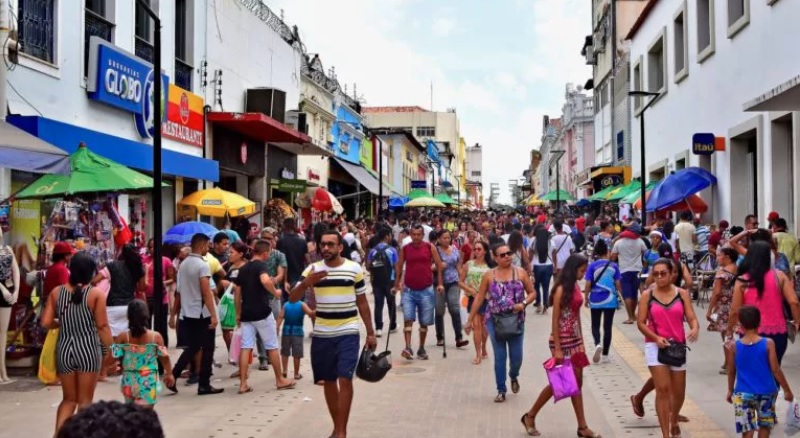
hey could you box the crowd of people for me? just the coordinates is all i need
[35,205,800,437]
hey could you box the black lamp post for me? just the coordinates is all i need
[136,0,165,339]
[550,150,565,213]
[628,90,661,232]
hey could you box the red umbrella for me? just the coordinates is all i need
[634,192,708,213]
[312,188,344,214]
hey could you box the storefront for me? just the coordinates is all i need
[588,165,631,194]
[212,126,266,227]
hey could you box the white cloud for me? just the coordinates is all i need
[432,17,456,37]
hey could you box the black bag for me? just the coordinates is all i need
[649,289,690,367]
[491,268,524,341]
[369,246,393,285]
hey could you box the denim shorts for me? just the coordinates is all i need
[620,272,641,300]
[310,334,360,382]
[401,286,435,326]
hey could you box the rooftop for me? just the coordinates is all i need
[625,0,657,41]
[363,106,430,114]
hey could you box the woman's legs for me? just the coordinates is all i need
[533,266,544,306]
[507,330,524,383]
[540,266,553,308]
[669,370,687,436]
[649,366,673,438]
[590,309,602,347]
[570,367,599,435]
[485,321,508,394]
[467,298,482,363]
[76,372,99,410]
[55,373,79,434]
[222,329,233,354]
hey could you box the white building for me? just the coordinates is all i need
[465,142,483,206]
[627,0,800,230]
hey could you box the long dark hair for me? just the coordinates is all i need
[550,254,589,308]
[127,299,149,338]
[534,225,550,264]
[737,240,772,298]
[120,244,144,282]
[230,241,251,261]
[68,252,96,304]
[508,230,524,254]
[474,240,497,268]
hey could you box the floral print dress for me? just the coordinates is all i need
[112,332,167,405]
[710,268,736,332]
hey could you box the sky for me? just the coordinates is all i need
[267,0,592,204]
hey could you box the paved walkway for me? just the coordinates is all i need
[3,289,800,437]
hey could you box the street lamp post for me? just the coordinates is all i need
[628,91,661,232]
[550,150,565,213]
[135,0,165,339]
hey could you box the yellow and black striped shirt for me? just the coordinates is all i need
[301,260,366,337]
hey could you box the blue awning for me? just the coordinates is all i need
[8,115,218,182]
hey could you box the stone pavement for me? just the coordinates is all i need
[3,290,800,437]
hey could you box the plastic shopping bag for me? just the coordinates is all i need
[229,327,242,365]
[37,328,59,385]
[218,284,233,322]
[543,357,581,403]
[785,399,800,436]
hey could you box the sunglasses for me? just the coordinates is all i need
[496,251,512,258]
[652,271,670,278]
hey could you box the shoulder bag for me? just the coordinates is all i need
[491,268,524,341]
[649,288,690,367]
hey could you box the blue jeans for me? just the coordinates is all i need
[485,318,524,394]
[401,286,435,326]
[533,265,554,306]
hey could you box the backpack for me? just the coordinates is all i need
[369,246,393,284]
[571,228,586,250]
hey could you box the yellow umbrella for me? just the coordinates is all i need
[405,196,446,208]
[178,187,256,217]
[527,196,546,206]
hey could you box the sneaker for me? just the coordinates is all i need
[417,348,429,360]
[401,347,414,360]
[185,374,199,386]
[600,355,611,364]
[376,329,383,338]
[592,344,602,364]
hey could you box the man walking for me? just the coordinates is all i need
[289,230,376,438]
[393,224,445,360]
[674,211,696,262]
[611,226,648,325]
[168,233,223,395]
[233,240,295,393]
[366,229,398,337]
[277,218,308,298]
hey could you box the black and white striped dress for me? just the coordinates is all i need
[55,286,102,374]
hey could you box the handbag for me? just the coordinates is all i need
[773,270,798,343]
[491,268,524,341]
[649,289,690,367]
[543,357,581,402]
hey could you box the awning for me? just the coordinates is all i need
[590,166,626,179]
[743,73,800,112]
[0,119,69,174]
[333,158,397,197]
[9,115,219,182]
[207,112,332,156]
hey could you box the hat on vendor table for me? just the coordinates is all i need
[53,242,76,255]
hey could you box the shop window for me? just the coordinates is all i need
[673,2,688,84]
[727,0,749,38]
[84,0,115,76]
[697,0,715,62]
[174,0,193,90]
[647,28,667,96]
[135,0,154,63]
[18,0,56,64]
[416,126,435,137]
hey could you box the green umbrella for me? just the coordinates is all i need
[619,180,659,204]
[407,189,433,200]
[16,143,167,199]
[606,180,648,201]
[434,193,458,205]
[539,189,575,201]
[588,184,622,201]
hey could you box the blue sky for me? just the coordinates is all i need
[268,0,592,203]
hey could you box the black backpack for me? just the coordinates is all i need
[369,246,392,284]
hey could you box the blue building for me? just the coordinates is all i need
[330,96,364,164]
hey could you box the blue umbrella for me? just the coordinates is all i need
[164,221,219,245]
[388,196,408,209]
[645,167,716,212]
[575,199,592,208]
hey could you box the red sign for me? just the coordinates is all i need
[307,167,320,183]
[162,85,204,148]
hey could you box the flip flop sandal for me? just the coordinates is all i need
[294,374,303,380]
[277,382,297,390]
[520,413,540,436]
[577,426,601,438]
[630,395,645,418]
[494,393,506,403]
[237,387,253,394]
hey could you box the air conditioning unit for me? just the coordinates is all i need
[585,50,597,66]
[285,110,308,134]
[245,88,287,123]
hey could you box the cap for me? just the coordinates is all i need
[628,223,643,234]
[718,220,730,229]
[649,230,663,239]
[768,211,780,222]
[53,241,75,255]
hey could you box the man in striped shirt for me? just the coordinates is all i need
[289,230,376,438]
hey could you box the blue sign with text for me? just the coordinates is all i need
[692,133,715,155]
[411,180,427,189]
[86,37,168,139]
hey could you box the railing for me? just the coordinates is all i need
[238,0,301,50]
[175,58,193,91]
[84,9,114,75]
[19,0,56,63]
[135,37,154,63]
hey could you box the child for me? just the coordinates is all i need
[726,305,794,437]
[112,300,175,407]
[279,300,314,380]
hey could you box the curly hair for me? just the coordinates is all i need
[57,400,164,438]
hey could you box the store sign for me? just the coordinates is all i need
[600,175,622,187]
[692,133,716,155]
[278,179,307,192]
[307,167,321,183]
[411,180,427,189]
[162,85,204,147]
[86,37,169,139]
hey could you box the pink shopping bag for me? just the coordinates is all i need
[229,328,242,364]
[543,357,581,403]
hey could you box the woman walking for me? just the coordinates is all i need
[727,241,800,364]
[106,245,146,338]
[465,243,535,402]
[459,240,494,364]
[706,247,738,373]
[219,242,250,363]
[435,230,469,348]
[583,240,622,364]
[637,258,700,438]
[528,225,554,314]
[42,252,113,435]
[522,254,601,437]
[508,230,530,275]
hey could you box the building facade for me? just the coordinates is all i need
[557,84,595,198]
[465,142,483,207]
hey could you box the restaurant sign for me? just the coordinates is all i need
[162,85,204,148]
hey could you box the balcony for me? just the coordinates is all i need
[135,37,154,63]
[83,9,114,75]
[175,58,193,91]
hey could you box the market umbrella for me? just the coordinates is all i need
[588,184,622,201]
[434,193,458,206]
[619,180,660,204]
[312,188,344,214]
[178,187,256,217]
[645,167,716,212]
[388,196,408,208]
[539,189,575,202]
[407,189,432,201]
[527,197,546,206]
[634,192,708,213]
[404,196,446,208]
[0,120,69,174]
[164,221,219,245]
[16,143,165,199]
[575,199,592,208]
[606,180,645,202]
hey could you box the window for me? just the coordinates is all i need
[727,0,749,38]
[135,0,154,63]
[416,126,436,137]
[471,170,481,177]
[673,2,688,83]
[632,57,643,113]
[84,0,115,76]
[174,0,193,90]
[18,0,56,64]
[696,0,715,63]
[647,28,667,95]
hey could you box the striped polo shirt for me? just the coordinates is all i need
[301,259,366,337]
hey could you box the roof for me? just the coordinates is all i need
[625,0,658,41]
[363,106,430,114]
[371,127,426,153]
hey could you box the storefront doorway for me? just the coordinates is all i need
[730,127,760,221]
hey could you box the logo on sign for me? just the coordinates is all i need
[600,175,622,187]
[692,133,716,155]
[135,69,168,139]
[104,68,142,103]
[307,167,320,183]
[179,93,190,124]
[201,200,223,206]
[163,85,204,148]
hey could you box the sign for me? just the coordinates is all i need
[600,175,622,187]
[307,167,321,183]
[278,179,307,192]
[87,37,169,139]
[692,133,716,155]
[162,85,204,147]
[715,136,726,152]
[411,180,427,189]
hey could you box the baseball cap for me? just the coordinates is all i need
[768,211,780,222]
[718,220,730,229]
[53,241,75,255]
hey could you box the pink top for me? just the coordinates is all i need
[145,256,172,304]
[646,288,686,343]
[95,267,111,295]
[742,270,786,335]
